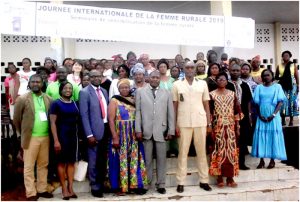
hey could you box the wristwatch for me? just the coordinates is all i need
[272,113,276,117]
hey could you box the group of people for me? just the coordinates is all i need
[4,49,297,200]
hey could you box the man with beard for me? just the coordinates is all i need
[46,66,80,101]
[14,74,53,201]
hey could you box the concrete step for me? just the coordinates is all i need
[52,155,298,194]
[44,179,299,201]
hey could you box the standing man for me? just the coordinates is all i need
[229,64,253,170]
[13,74,53,201]
[79,70,109,198]
[135,70,175,194]
[172,61,212,193]
[46,66,80,101]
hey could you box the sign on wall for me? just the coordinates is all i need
[1,1,255,48]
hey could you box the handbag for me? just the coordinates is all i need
[74,160,88,181]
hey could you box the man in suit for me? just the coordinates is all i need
[135,70,175,194]
[172,61,212,193]
[79,70,109,198]
[14,74,53,201]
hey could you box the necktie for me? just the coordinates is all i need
[96,88,106,119]
[151,88,156,99]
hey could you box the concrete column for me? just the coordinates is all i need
[210,1,232,61]
[50,0,64,65]
[63,38,76,59]
[274,22,282,67]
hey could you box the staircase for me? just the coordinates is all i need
[42,154,299,201]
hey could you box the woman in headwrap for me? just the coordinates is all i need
[195,60,207,80]
[275,50,299,126]
[130,63,146,97]
[107,78,148,195]
[138,54,156,76]
[250,55,266,84]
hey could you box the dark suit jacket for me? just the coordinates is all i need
[79,85,109,140]
[13,92,52,149]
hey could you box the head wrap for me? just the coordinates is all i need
[139,54,149,60]
[196,60,206,67]
[117,78,131,88]
[131,63,145,75]
[112,54,123,62]
[251,55,261,63]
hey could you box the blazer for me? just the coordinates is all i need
[13,92,52,149]
[79,84,109,140]
[135,84,175,142]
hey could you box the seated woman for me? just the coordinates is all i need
[49,81,79,200]
[107,79,148,195]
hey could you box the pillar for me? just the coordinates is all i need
[210,1,232,61]
[274,22,282,68]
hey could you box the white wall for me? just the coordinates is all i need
[1,23,299,93]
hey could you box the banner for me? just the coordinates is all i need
[1,1,255,48]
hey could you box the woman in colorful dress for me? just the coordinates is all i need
[275,50,299,126]
[209,72,242,188]
[107,79,148,195]
[252,69,287,169]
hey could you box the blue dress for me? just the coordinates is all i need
[251,83,287,160]
[49,99,79,163]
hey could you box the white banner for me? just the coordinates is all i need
[1,1,255,48]
[1,1,36,36]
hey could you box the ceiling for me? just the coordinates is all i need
[61,1,299,24]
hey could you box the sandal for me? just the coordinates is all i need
[217,176,224,188]
[226,178,238,188]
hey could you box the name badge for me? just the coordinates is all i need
[39,112,48,121]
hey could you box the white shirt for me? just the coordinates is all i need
[103,69,113,81]
[17,70,35,95]
[91,84,108,124]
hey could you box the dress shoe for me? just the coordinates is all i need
[134,188,147,195]
[267,160,275,169]
[239,164,250,170]
[157,188,166,194]
[37,192,53,198]
[69,193,78,198]
[62,195,70,200]
[176,185,184,193]
[91,190,104,198]
[26,195,39,201]
[199,183,212,191]
[257,160,265,169]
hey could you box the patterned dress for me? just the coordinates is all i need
[209,90,241,177]
[107,98,148,193]
[277,63,299,117]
